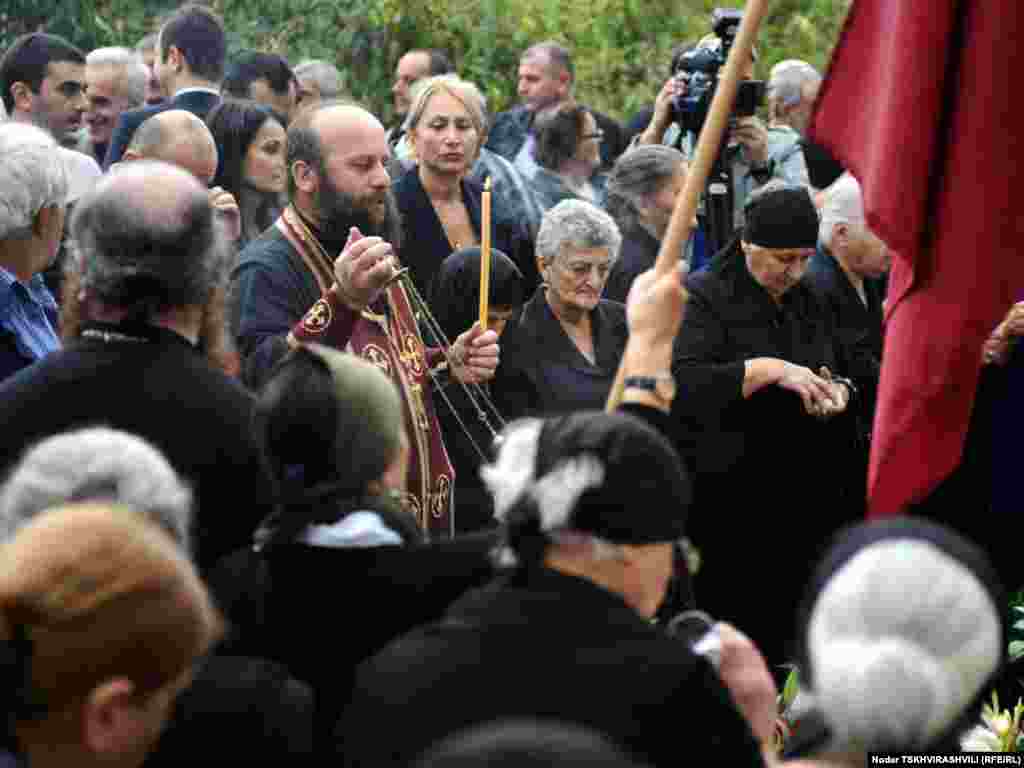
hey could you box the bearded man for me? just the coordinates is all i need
[231,101,499,538]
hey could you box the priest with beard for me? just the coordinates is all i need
[231,101,499,538]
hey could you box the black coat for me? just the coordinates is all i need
[492,288,628,420]
[669,254,866,665]
[802,247,884,429]
[339,566,764,768]
[104,90,221,169]
[392,170,538,306]
[603,226,660,304]
[209,516,498,748]
[0,323,273,574]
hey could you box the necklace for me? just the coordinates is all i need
[80,328,149,344]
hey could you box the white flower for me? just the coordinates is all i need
[961,725,1001,752]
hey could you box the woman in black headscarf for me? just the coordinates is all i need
[429,246,524,533]
[670,182,868,669]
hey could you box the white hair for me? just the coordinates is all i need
[818,172,866,248]
[86,46,148,107]
[807,539,1002,752]
[482,418,614,565]
[0,123,68,240]
[0,427,193,552]
[536,199,622,268]
[768,59,821,108]
[294,59,345,99]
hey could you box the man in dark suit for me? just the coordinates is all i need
[103,3,226,169]
[0,160,272,575]
[803,172,889,430]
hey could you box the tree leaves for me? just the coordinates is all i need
[2,0,852,122]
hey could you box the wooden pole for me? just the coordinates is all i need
[605,0,771,411]
[479,176,492,330]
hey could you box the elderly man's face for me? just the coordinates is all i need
[29,61,88,145]
[517,53,566,112]
[843,224,890,280]
[85,65,133,146]
[392,51,431,119]
[544,245,611,315]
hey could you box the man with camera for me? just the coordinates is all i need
[635,12,809,258]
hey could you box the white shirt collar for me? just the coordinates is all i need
[173,86,221,98]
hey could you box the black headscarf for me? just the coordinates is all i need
[429,247,524,341]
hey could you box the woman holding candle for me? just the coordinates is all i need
[430,245,525,532]
[393,74,536,304]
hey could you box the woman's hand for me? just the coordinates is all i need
[776,362,840,416]
[333,227,396,310]
[450,322,500,384]
[983,301,1024,365]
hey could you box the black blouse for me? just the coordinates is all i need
[392,170,538,305]
[493,287,628,420]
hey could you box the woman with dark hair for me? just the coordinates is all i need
[528,101,606,213]
[205,99,286,249]
[239,344,496,743]
[429,246,524,532]
[670,182,867,669]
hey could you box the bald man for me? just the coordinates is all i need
[0,160,273,573]
[230,101,499,537]
[120,109,239,241]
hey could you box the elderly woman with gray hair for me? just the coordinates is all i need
[492,199,626,419]
[0,426,192,548]
[602,145,688,303]
[0,123,69,381]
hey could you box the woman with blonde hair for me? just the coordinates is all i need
[393,74,535,303]
[0,502,222,768]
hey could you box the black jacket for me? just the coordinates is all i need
[0,322,272,574]
[603,226,660,304]
[802,247,884,426]
[392,170,537,303]
[492,287,628,420]
[339,566,764,768]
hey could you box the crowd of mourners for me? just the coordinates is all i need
[1,5,1022,766]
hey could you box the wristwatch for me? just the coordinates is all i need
[623,373,677,403]
[749,159,774,183]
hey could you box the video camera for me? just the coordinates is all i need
[671,7,766,138]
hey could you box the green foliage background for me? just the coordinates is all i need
[2,0,850,122]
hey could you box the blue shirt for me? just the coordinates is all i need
[0,266,60,381]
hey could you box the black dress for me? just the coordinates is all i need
[492,287,628,420]
[670,253,865,667]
